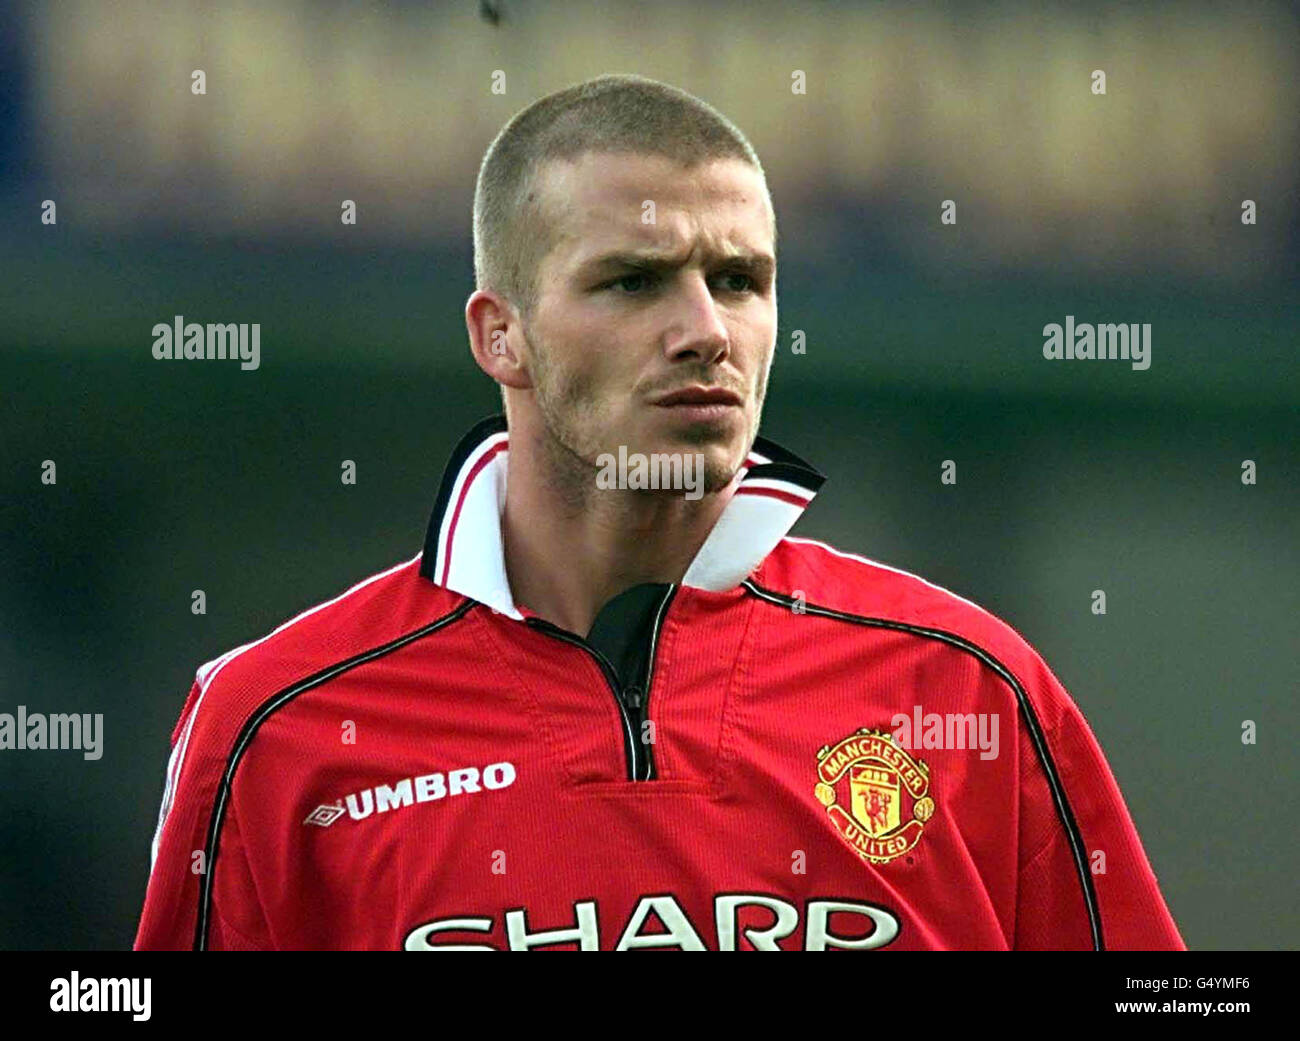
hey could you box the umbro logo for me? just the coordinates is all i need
[304,761,517,826]
[303,803,346,827]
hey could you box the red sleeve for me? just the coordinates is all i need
[1013,654,1185,950]
[134,675,274,950]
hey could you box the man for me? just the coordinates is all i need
[136,74,1184,950]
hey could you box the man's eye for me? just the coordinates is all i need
[603,271,759,294]
[717,271,757,293]
[609,272,655,293]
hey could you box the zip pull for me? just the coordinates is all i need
[623,685,643,712]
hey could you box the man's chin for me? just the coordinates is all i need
[661,425,752,492]
[670,443,745,496]
[700,457,744,495]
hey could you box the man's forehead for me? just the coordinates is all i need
[538,150,762,194]
[534,152,774,261]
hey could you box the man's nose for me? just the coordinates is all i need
[663,273,730,365]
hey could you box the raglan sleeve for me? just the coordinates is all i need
[134,674,275,951]
[1012,648,1185,950]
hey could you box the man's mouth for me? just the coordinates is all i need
[651,386,743,409]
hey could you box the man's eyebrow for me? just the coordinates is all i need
[576,249,776,277]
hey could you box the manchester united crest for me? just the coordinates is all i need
[815,728,934,864]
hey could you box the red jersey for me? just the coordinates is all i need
[135,415,1184,950]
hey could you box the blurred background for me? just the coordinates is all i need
[1,0,1296,949]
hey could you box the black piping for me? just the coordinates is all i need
[749,434,824,478]
[193,598,475,950]
[741,460,826,493]
[741,578,1104,951]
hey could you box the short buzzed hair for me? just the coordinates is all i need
[472,73,770,321]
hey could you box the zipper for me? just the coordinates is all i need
[637,585,679,779]
[525,617,641,780]
[525,583,678,781]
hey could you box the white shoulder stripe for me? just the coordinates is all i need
[781,536,990,616]
[148,551,424,875]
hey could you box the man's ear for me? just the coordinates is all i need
[466,289,534,390]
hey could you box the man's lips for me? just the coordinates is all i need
[651,386,743,407]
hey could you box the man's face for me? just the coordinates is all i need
[519,151,777,494]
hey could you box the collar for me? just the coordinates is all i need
[418,414,826,620]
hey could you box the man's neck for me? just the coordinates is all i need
[502,427,734,637]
